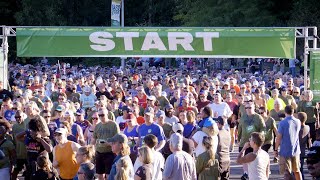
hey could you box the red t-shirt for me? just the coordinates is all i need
[136,94,147,109]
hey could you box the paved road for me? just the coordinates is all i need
[18,144,313,180]
[229,144,312,180]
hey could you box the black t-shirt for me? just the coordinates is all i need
[96,90,113,100]
[0,89,13,101]
[25,131,50,162]
[31,169,58,180]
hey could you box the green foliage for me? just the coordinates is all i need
[174,0,276,27]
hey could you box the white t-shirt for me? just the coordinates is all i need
[208,102,233,130]
[116,116,127,131]
[164,116,179,125]
[80,93,97,108]
[192,131,218,157]
[134,150,165,180]
[208,102,233,118]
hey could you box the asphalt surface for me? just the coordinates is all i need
[229,144,313,180]
[17,144,313,180]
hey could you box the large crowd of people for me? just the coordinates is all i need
[0,58,319,180]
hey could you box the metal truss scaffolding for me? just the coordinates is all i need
[1,26,319,89]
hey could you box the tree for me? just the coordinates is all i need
[174,0,275,27]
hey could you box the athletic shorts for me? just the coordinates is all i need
[95,152,116,175]
[15,159,28,172]
[279,155,300,174]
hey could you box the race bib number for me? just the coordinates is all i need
[246,125,254,132]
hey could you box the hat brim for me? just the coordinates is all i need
[54,130,66,135]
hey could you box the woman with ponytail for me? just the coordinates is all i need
[75,145,96,180]
[196,136,220,180]
[115,157,131,180]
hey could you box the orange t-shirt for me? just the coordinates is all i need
[55,141,79,179]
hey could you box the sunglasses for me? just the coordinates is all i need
[92,117,98,120]
[98,114,105,117]
[293,92,299,94]
[12,108,17,110]
[54,133,62,137]
[44,116,51,118]
[245,107,252,109]
[245,100,253,103]
[231,91,236,93]
[15,116,21,119]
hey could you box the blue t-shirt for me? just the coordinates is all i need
[183,123,196,138]
[278,116,301,157]
[138,123,165,146]
[198,117,213,128]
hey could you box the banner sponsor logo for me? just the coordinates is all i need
[111,0,121,26]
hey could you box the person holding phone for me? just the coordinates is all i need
[91,107,120,180]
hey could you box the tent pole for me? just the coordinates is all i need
[304,27,309,89]
[120,0,125,69]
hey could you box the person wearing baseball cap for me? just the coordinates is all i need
[137,107,166,151]
[80,85,96,110]
[116,106,132,131]
[123,113,139,161]
[107,133,134,180]
[96,82,113,101]
[164,104,179,125]
[53,127,80,180]
[146,95,156,109]
[163,133,197,180]
[75,109,90,134]
[192,114,219,157]
[274,78,282,89]
[155,110,172,139]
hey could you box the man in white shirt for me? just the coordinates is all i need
[208,93,233,130]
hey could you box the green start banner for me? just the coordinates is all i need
[16,27,296,58]
[310,51,320,102]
